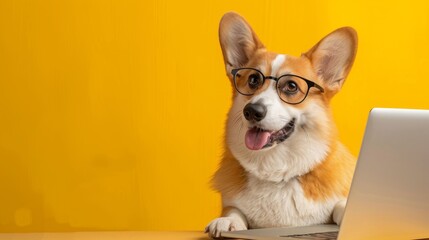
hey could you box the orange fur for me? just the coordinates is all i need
[212,147,247,202]
[299,142,356,200]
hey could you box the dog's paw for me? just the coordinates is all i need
[204,217,247,239]
[333,199,347,225]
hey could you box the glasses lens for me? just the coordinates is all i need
[233,69,264,95]
[277,75,309,104]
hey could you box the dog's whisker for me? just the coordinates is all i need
[301,125,310,144]
[238,121,244,137]
[278,116,293,125]
[231,111,243,126]
[234,118,242,127]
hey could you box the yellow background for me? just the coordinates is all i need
[1,0,429,232]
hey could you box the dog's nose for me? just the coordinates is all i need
[243,103,267,122]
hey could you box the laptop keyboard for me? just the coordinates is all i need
[280,231,339,239]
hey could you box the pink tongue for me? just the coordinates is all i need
[245,128,271,150]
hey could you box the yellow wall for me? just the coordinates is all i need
[1,0,429,232]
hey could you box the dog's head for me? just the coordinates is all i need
[219,12,357,182]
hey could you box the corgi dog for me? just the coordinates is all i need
[205,12,358,238]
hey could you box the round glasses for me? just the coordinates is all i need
[231,68,324,105]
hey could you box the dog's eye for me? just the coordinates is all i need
[248,74,262,89]
[283,81,298,94]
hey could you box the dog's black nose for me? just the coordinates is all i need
[243,103,267,122]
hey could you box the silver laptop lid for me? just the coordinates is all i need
[339,108,429,240]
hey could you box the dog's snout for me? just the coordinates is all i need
[243,103,267,122]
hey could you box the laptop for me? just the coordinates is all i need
[222,108,429,240]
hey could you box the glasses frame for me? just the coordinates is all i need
[231,67,325,105]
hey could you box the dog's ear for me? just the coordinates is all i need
[219,12,265,77]
[304,27,357,94]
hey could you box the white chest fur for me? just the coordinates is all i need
[230,175,339,228]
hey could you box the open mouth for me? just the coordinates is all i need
[244,118,296,150]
